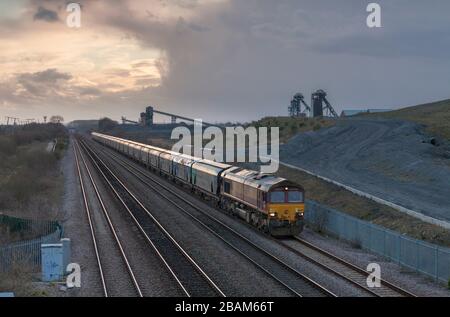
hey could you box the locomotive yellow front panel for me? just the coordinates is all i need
[267,203,304,222]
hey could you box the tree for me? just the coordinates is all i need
[98,117,119,132]
[50,115,64,124]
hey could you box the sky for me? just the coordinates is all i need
[0,0,450,123]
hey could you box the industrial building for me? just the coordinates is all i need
[340,109,392,117]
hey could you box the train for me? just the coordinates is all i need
[91,132,305,236]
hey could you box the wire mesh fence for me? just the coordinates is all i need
[0,215,60,242]
[0,215,62,273]
[305,200,450,284]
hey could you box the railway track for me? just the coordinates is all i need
[85,137,336,297]
[73,141,143,297]
[78,138,225,297]
[90,137,419,297]
[280,237,417,297]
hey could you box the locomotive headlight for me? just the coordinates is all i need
[295,208,304,215]
[269,211,277,217]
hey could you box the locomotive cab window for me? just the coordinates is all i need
[288,191,304,202]
[269,191,285,203]
[224,181,231,194]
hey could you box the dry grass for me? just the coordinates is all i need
[0,124,67,231]
[246,116,336,143]
[0,260,36,296]
[363,98,450,140]
[103,116,337,149]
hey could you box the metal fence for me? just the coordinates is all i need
[305,200,450,284]
[0,215,62,273]
[0,215,60,239]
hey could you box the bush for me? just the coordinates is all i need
[98,117,119,132]
[6,171,36,205]
[18,150,56,174]
[0,261,34,296]
[290,124,298,133]
[313,123,322,131]
[1,149,57,206]
[54,138,68,160]
[0,136,17,155]
[0,126,66,219]
[9,123,67,146]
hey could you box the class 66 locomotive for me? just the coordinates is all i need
[91,132,305,237]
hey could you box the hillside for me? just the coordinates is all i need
[364,99,450,141]
[247,116,336,143]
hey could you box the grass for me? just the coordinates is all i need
[246,116,336,143]
[0,123,68,226]
[0,261,35,296]
[363,98,450,140]
[104,116,337,147]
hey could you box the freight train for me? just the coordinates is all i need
[91,132,305,236]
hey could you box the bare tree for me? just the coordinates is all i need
[49,115,64,124]
[98,117,118,132]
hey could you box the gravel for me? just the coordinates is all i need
[81,145,186,297]
[76,147,141,297]
[91,142,298,297]
[58,137,103,296]
[93,141,376,297]
[300,228,450,297]
[94,139,450,297]
[280,118,450,222]
[52,135,448,298]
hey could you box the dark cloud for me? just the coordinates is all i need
[134,77,160,87]
[2,0,450,123]
[109,0,450,121]
[78,86,102,96]
[33,6,59,22]
[17,68,72,83]
[314,29,450,59]
[16,69,72,97]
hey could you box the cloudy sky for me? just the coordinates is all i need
[1,0,450,123]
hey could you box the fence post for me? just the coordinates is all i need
[416,240,419,273]
[435,246,438,282]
